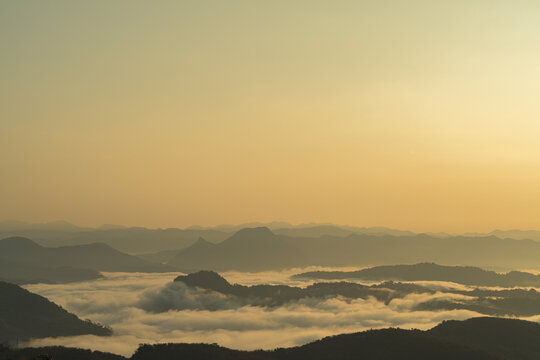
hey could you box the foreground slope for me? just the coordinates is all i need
[0,345,124,360]
[0,281,111,343]
[428,317,540,360]
[129,317,540,360]
[6,317,540,359]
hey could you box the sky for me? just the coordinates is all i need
[2,1,540,232]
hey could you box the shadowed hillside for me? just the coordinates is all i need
[125,317,540,360]
[428,317,540,360]
[0,281,111,343]
[0,345,125,360]
[128,318,516,360]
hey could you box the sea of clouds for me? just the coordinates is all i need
[22,269,486,357]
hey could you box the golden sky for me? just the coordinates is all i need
[2,1,540,232]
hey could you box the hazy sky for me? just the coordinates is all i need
[2,1,540,232]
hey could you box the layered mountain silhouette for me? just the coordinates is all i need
[489,229,540,242]
[272,224,415,238]
[293,262,540,287]
[168,227,302,271]
[6,222,540,269]
[428,317,540,359]
[0,237,175,275]
[0,221,229,254]
[0,281,111,343]
[137,237,221,264]
[165,227,540,271]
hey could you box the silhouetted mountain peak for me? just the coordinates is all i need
[174,270,232,292]
[192,237,214,248]
[222,227,276,246]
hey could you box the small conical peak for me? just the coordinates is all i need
[195,236,210,244]
[189,237,214,249]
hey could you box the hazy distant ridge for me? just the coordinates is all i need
[0,236,175,274]
[293,263,540,287]
[169,227,540,271]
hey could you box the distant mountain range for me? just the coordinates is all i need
[6,222,540,272]
[0,237,174,282]
[166,227,540,271]
[0,221,230,254]
[7,317,540,360]
[5,220,540,260]
[0,281,111,343]
[293,263,540,287]
[7,225,540,276]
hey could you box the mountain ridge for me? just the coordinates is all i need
[0,236,175,274]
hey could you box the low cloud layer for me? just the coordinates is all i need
[23,270,483,357]
[138,282,244,312]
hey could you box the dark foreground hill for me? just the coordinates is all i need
[429,317,540,360]
[0,281,111,343]
[130,330,496,360]
[5,317,540,360]
[293,262,540,287]
[0,237,175,274]
[0,345,124,360]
